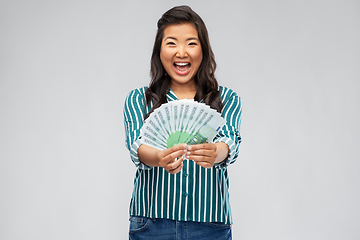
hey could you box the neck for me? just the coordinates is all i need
[170,81,197,100]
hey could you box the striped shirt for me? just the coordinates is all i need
[123,86,242,224]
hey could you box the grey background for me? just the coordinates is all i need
[1,0,359,239]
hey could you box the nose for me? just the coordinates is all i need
[176,46,187,58]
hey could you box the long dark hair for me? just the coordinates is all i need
[145,5,223,119]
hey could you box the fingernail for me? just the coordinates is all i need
[188,146,192,150]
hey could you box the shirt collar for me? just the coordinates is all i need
[166,88,178,102]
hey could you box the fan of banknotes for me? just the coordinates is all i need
[140,99,226,150]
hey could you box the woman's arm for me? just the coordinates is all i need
[124,88,149,169]
[213,87,242,168]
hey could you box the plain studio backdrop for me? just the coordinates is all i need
[1,0,359,239]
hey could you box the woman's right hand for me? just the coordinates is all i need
[138,143,188,174]
[156,144,188,174]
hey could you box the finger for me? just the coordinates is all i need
[167,162,184,174]
[164,149,188,163]
[187,144,204,151]
[167,155,184,170]
[189,155,213,163]
[187,143,216,151]
[194,161,213,169]
[160,143,188,157]
[188,149,214,157]
[158,150,186,169]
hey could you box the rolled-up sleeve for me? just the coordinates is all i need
[213,87,242,169]
[123,88,152,170]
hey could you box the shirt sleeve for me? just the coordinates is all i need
[213,88,242,169]
[123,88,152,170]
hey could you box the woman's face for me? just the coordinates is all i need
[160,23,203,88]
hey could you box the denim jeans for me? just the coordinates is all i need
[129,216,232,240]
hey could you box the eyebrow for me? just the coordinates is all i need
[164,36,199,41]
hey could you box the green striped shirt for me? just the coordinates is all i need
[123,86,242,224]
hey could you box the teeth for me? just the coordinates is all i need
[175,62,189,66]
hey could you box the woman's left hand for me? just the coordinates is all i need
[186,143,218,169]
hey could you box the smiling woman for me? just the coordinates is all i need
[145,6,223,120]
[160,23,203,95]
[123,5,242,240]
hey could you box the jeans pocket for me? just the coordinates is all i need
[129,216,151,233]
[204,222,232,229]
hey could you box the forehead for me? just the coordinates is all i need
[162,23,199,39]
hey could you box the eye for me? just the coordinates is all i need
[166,42,176,46]
[188,42,197,46]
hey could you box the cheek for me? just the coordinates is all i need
[160,54,164,66]
[198,55,203,64]
[160,49,172,64]
[160,53,168,69]
[193,49,203,64]
[195,54,203,67]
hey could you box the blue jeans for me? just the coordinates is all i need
[129,216,232,240]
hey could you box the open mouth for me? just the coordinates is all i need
[173,62,191,75]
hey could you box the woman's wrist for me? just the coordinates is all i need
[138,144,161,167]
[214,142,229,164]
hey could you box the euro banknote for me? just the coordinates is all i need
[140,99,225,150]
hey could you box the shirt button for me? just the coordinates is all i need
[183,193,188,197]
[183,173,188,177]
